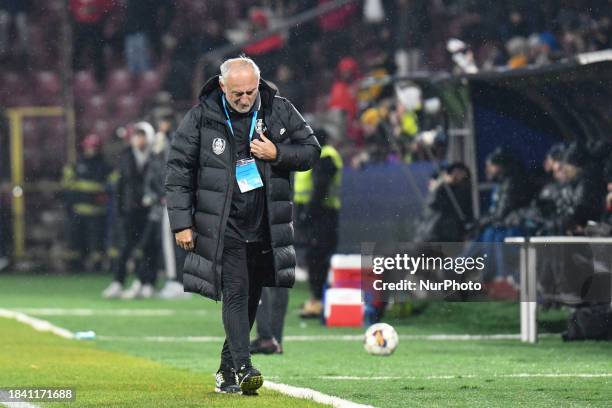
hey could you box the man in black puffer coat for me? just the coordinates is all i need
[165,57,320,394]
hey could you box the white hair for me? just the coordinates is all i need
[219,56,261,82]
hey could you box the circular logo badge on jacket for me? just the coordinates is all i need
[212,138,225,155]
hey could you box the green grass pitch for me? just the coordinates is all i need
[1,274,611,407]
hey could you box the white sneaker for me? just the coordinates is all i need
[0,257,9,271]
[158,281,192,299]
[139,284,155,299]
[121,280,142,299]
[102,281,124,299]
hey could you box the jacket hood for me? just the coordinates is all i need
[198,75,278,108]
[133,121,156,146]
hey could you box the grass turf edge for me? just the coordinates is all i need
[0,317,323,408]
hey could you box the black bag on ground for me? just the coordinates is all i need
[562,305,612,341]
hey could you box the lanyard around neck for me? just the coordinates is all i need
[221,96,258,142]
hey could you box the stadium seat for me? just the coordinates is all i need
[82,94,110,119]
[22,119,43,177]
[113,94,143,124]
[7,94,33,107]
[91,119,113,142]
[44,117,68,146]
[74,71,98,101]
[35,71,62,105]
[22,118,41,144]
[0,72,27,106]
[41,119,68,174]
[106,69,133,97]
[85,95,109,117]
[137,70,162,98]
[27,26,49,67]
[175,0,207,19]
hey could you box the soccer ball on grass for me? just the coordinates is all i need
[363,323,399,356]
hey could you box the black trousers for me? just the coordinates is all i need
[306,209,339,300]
[219,237,272,370]
[69,213,106,264]
[173,244,186,283]
[113,209,156,285]
[255,286,289,343]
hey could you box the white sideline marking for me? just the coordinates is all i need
[97,335,226,342]
[264,381,374,408]
[95,333,556,343]
[13,308,207,317]
[320,373,612,380]
[0,309,74,339]
[504,373,612,378]
[0,390,41,408]
[0,310,372,407]
[286,334,541,341]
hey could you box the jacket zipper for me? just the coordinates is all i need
[212,121,235,300]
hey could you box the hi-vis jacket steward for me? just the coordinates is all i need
[165,76,320,300]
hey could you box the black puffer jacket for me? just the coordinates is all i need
[552,174,604,234]
[165,76,320,300]
[481,172,532,228]
[415,180,473,242]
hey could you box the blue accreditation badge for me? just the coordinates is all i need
[236,158,263,193]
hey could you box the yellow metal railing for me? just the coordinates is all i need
[6,106,70,259]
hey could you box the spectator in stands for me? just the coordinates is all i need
[591,17,611,50]
[102,122,156,299]
[147,0,174,59]
[0,0,30,61]
[499,10,531,41]
[242,8,285,77]
[468,148,532,297]
[163,26,202,100]
[285,1,319,68]
[69,0,113,83]
[124,0,168,75]
[480,148,532,232]
[543,143,606,304]
[328,57,360,141]
[146,114,190,299]
[527,33,553,67]
[415,163,473,243]
[392,84,422,161]
[553,142,605,236]
[182,19,232,99]
[360,107,394,164]
[531,143,566,301]
[295,128,343,319]
[317,0,359,64]
[273,64,304,110]
[124,1,149,75]
[507,143,565,236]
[506,36,529,69]
[201,19,228,53]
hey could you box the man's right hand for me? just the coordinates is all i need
[175,228,195,251]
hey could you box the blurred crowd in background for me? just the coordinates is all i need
[1,0,612,299]
[414,141,612,300]
[2,0,612,171]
